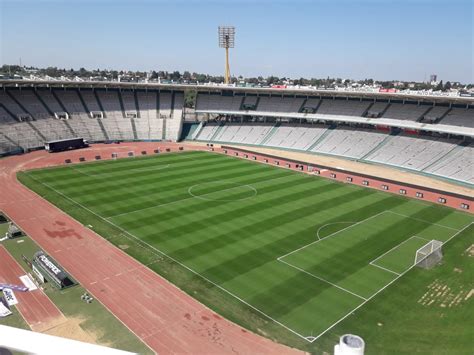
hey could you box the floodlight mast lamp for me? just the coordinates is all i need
[218,26,235,84]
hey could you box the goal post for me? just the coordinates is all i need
[414,240,443,269]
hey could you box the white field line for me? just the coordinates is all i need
[70,164,171,177]
[29,170,474,343]
[278,210,389,261]
[385,210,460,232]
[306,221,473,343]
[26,172,310,342]
[278,258,367,301]
[369,235,427,267]
[106,173,293,219]
[4,181,157,355]
[369,262,400,276]
[316,221,355,240]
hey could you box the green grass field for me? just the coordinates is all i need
[18,151,474,354]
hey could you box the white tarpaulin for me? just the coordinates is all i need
[3,288,18,306]
[19,275,37,291]
[0,301,12,317]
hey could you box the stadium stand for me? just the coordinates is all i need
[1,84,472,187]
[165,92,184,141]
[210,123,274,145]
[0,90,30,121]
[96,90,134,140]
[196,93,242,112]
[262,124,328,150]
[424,143,474,184]
[366,101,389,118]
[301,98,321,113]
[36,89,64,114]
[439,107,474,127]
[364,134,460,171]
[316,99,371,117]
[135,91,162,140]
[421,105,450,123]
[309,127,389,159]
[381,102,431,121]
[8,89,50,120]
[257,96,305,113]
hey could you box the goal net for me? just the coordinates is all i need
[415,240,443,269]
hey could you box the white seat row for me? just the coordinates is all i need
[310,128,387,159]
[365,135,459,171]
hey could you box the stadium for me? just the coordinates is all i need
[0,2,473,355]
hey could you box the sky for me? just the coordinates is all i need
[0,0,472,83]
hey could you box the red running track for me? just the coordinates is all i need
[0,142,304,354]
[0,246,65,332]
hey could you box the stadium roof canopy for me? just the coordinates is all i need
[1,79,473,105]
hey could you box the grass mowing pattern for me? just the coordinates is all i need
[18,151,474,353]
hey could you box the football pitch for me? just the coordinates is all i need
[19,151,474,346]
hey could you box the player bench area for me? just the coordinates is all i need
[276,210,471,342]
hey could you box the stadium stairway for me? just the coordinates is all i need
[1,131,20,148]
[179,122,200,140]
[130,118,138,140]
[421,141,469,172]
[418,106,434,122]
[93,90,106,117]
[61,119,77,137]
[156,92,160,118]
[76,89,90,113]
[133,92,141,118]
[359,130,399,161]
[51,90,69,113]
[437,108,453,124]
[117,91,127,118]
[33,90,54,116]
[305,125,333,151]
[313,99,324,113]
[298,99,307,113]
[162,118,167,140]
[25,121,47,141]
[0,103,20,122]
[190,121,204,140]
[379,103,392,117]
[362,102,374,117]
[259,123,280,145]
[209,122,226,141]
[81,90,110,140]
[170,92,176,117]
[5,91,34,120]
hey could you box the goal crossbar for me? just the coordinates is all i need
[414,239,443,269]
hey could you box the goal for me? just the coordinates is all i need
[415,240,443,269]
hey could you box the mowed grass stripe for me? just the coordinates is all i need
[30,151,212,178]
[113,172,320,232]
[59,158,278,200]
[20,151,474,345]
[34,156,290,217]
[248,204,456,313]
[98,168,294,218]
[35,153,245,191]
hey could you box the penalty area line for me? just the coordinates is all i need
[278,258,367,301]
[304,221,474,344]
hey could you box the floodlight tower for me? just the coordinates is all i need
[218,26,235,84]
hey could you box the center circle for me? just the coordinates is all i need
[188,181,257,201]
